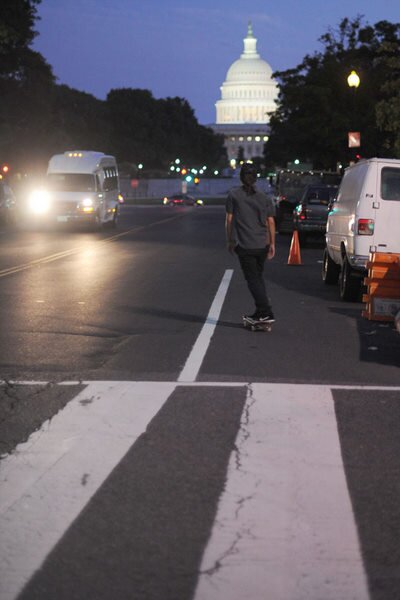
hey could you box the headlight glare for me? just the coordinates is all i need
[28,189,51,214]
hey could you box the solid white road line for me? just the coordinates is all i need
[178,269,233,383]
[194,384,369,600]
[0,381,176,600]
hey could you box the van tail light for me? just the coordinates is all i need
[357,219,374,235]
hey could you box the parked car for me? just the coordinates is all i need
[322,157,400,300]
[293,185,338,244]
[162,193,204,206]
[0,180,18,226]
[274,169,342,233]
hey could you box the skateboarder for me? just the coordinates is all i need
[225,163,276,326]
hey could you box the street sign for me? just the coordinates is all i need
[348,132,361,148]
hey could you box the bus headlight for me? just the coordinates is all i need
[80,197,95,212]
[28,189,51,214]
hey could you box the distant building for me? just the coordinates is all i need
[212,22,278,165]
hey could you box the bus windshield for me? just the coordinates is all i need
[47,173,96,192]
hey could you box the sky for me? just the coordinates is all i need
[33,0,400,125]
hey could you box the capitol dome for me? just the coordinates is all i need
[215,23,278,125]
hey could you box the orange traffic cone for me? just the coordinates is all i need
[287,229,302,265]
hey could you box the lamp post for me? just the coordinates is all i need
[347,70,361,163]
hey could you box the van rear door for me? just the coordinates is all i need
[375,164,400,253]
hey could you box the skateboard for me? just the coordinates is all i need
[242,316,273,332]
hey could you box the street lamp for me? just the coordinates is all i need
[347,70,360,89]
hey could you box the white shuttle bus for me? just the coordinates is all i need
[28,151,121,228]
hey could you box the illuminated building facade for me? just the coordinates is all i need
[212,23,278,164]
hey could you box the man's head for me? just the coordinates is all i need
[240,163,258,186]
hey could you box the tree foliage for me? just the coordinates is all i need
[265,17,400,170]
[375,40,400,156]
[106,89,225,168]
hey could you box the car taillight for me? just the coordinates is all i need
[357,219,374,235]
[296,205,306,220]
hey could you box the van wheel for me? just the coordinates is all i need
[322,248,340,284]
[339,256,361,301]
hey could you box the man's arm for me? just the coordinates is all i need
[225,212,235,254]
[267,216,275,259]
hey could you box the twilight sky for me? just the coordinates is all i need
[33,0,399,125]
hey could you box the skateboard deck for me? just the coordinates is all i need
[242,317,273,332]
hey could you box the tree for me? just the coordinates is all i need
[265,17,400,170]
[106,89,225,169]
[48,84,111,155]
[0,0,41,78]
[0,0,56,172]
[375,39,400,156]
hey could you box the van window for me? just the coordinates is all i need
[381,167,400,201]
[47,173,96,192]
[103,176,118,192]
[103,166,118,192]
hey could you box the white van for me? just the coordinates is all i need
[322,157,400,300]
[28,151,121,228]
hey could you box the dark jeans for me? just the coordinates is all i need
[235,245,272,315]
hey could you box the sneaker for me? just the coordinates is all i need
[243,312,275,324]
[243,312,259,323]
[257,312,275,323]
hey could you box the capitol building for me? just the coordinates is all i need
[212,23,279,164]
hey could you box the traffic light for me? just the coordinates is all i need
[2,164,9,174]
[194,177,200,185]
[181,168,188,176]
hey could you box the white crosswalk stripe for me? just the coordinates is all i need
[0,381,175,600]
[194,383,369,600]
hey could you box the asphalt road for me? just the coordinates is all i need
[0,205,398,384]
[0,205,399,600]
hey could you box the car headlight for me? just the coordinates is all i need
[82,197,93,207]
[28,189,51,214]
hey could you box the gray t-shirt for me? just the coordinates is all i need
[226,185,275,248]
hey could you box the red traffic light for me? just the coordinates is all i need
[2,164,9,174]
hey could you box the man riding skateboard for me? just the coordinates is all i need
[225,163,276,327]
